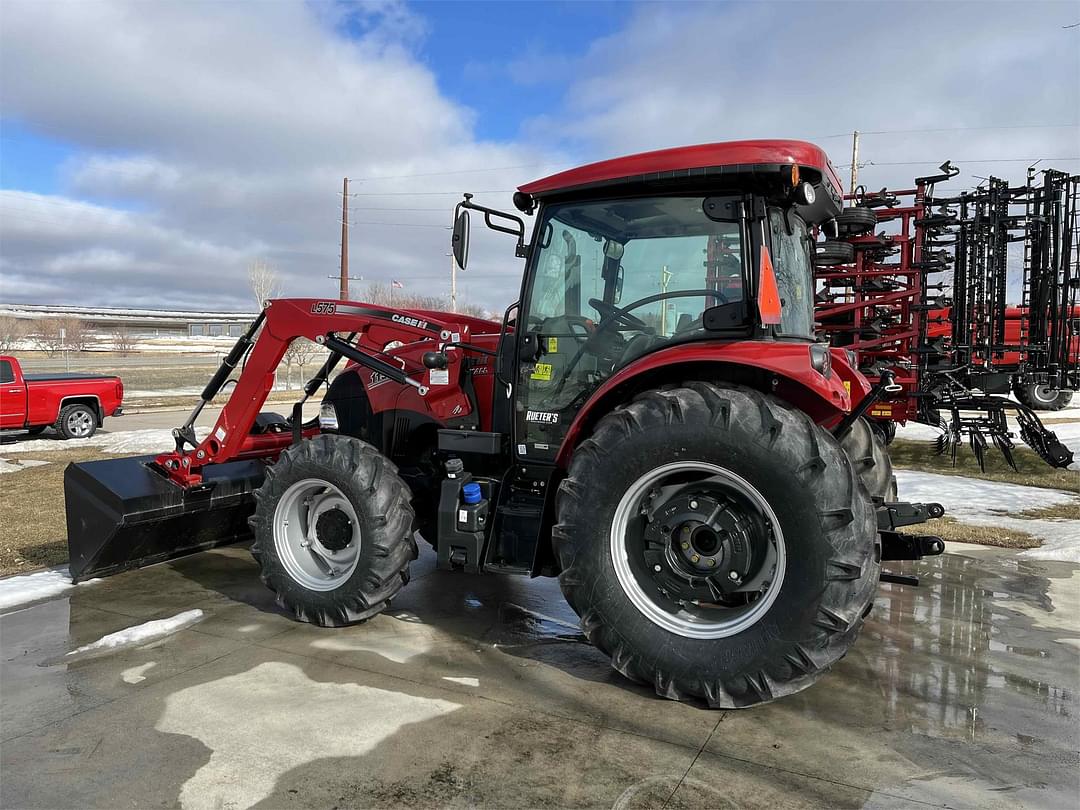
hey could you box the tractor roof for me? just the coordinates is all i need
[519,140,842,200]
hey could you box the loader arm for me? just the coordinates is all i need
[154,298,473,487]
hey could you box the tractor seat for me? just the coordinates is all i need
[616,333,665,370]
[250,412,291,434]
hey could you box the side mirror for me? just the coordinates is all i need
[452,209,470,270]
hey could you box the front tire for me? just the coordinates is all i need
[249,435,417,626]
[553,384,879,708]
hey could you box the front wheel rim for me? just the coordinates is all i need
[610,461,787,640]
[273,478,362,591]
[67,410,94,437]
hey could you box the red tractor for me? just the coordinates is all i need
[65,141,943,708]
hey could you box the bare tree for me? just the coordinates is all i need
[32,318,67,357]
[113,328,137,357]
[59,318,91,352]
[279,339,322,390]
[248,260,283,308]
[0,316,30,353]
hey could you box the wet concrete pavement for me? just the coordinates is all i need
[1,544,1077,809]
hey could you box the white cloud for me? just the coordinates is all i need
[0,1,1076,313]
[0,0,551,311]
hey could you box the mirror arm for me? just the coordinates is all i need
[460,195,529,258]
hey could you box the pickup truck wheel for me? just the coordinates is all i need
[553,383,879,708]
[56,404,98,439]
[249,435,417,627]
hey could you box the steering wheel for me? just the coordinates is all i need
[588,298,649,331]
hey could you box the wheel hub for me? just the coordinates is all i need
[645,493,754,588]
[611,462,787,640]
[315,508,353,552]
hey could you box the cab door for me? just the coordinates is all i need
[0,358,28,429]
[512,220,609,462]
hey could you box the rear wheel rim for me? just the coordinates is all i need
[66,409,94,437]
[273,478,361,591]
[610,461,786,640]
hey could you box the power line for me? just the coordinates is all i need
[811,123,1079,140]
[348,163,547,182]
[836,156,1079,168]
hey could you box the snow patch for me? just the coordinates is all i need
[895,470,1079,562]
[157,661,459,810]
[442,676,479,687]
[2,428,191,455]
[0,567,97,612]
[62,609,204,661]
[0,457,49,474]
[121,662,157,684]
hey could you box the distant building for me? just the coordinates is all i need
[0,303,256,338]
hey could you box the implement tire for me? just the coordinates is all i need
[840,417,896,502]
[553,383,879,708]
[1013,382,1073,412]
[250,434,417,627]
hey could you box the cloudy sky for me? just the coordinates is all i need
[1,0,1077,313]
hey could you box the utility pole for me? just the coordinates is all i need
[849,130,860,196]
[339,177,349,299]
[450,252,458,312]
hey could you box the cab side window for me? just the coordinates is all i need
[0,360,13,384]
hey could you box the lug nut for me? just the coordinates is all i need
[689,499,698,509]
[728,570,740,581]
[653,564,662,572]
[681,542,690,550]
[691,554,700,563]
[707,559,716,567]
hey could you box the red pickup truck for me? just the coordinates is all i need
[0,355,124,439]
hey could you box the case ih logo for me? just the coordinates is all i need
[391,313,429,330]
[311,302,336,315]
[525,410,560,424]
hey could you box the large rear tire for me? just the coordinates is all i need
[840,417,896,502]
[553,383,879,708]
[249,435,417,626]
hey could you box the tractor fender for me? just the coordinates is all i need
[554,340,854,471]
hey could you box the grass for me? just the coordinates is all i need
[0,448,114,576]
[890,438,1079,492]
[900,516,1040,549]
[1013,502,1080,520]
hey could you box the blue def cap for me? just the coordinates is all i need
[462,482,482,504]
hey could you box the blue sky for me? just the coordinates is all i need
[0,0,1077,311]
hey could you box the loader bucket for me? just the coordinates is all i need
[64,455,266,583]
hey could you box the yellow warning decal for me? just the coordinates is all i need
[531,363,553,381]
[842,380,851,394]
[547,337,558,354]
[870,408,891,417]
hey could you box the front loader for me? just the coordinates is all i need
[65,140,944,708]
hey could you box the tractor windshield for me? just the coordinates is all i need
[526,195,745,337]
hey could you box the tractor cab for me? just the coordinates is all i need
[453,140,848,458]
